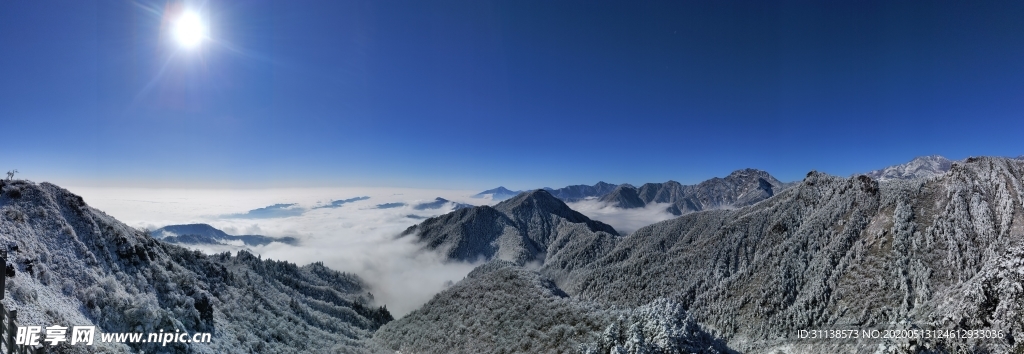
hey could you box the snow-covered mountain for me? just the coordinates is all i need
[862,154,954,181]
[0,180,391,353]
[404,189,618,265]
[379,157,1024,353]
[472,187,523,200]
[151,223,298,246]
[598,168,787,215]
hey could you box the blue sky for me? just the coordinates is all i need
[2,0,1022,190]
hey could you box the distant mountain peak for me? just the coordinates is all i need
[728,168,771,177]
[151,223,228,239]
[472,186,523,200]
[151,223,297,246]
[482,186,515,194]
[863,155,953,181]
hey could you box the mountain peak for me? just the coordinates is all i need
[409,189,617,264]
[494,189,561,210]
[727,168,770,178]
[494,189,618,235]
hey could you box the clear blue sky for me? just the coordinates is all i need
[2,1,1022,189]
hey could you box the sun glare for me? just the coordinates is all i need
[172,11,206,49]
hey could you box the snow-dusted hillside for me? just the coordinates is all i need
[0,180,391,353]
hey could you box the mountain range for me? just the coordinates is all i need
[476,169,792,216]
[598,168,790,215]
[476,155,1021,216]
[380,156,1024,353]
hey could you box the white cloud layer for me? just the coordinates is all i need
[566,199,677,235]
[67,186,489,317]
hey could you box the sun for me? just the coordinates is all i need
[172,11,206,49]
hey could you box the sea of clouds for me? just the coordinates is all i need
[68,186,488,317]
[67,186,673,317]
